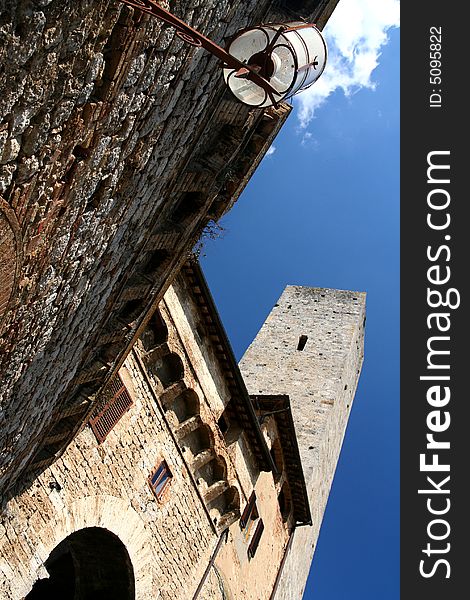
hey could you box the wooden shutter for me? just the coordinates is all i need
[248,519,264,558]
[240,491,256,529]
[89,375,133,443]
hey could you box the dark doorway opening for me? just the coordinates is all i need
[26,527,135,600]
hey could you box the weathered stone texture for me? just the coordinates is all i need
[0,0,281,494]
[0,199,22,326]
[0,2,360,597]
[0,282,292,599]
[0,354,218,599]
[239,285,366,599]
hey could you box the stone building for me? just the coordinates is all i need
[0,0,338,498]
[0,0,366,598]
[0,262,365,598]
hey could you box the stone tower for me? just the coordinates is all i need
[239,285,366,599]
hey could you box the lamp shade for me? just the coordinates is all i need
[223,22,327,107]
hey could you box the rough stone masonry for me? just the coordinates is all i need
[0,0,338,498]
[0,0,297,495]
[240,286,366,599]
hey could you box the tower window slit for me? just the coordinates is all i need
[297,335,308,351]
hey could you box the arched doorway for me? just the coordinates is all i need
[26,527,135,600]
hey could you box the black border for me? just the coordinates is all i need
[401,5,466,597]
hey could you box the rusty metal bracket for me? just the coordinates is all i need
[116,0,283,104]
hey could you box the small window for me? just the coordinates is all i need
[89,375,133,443]
[247,519,264,558]
[148,460,172,501]
[240,492,263,556]
[240,491,257,530]
[242,504,259,543]
[297,334,308,351]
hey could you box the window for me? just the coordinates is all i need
[297,334,308,351]
[240,491,257,530]
[148,460,172,501]
[89,375,133,443]
[247,519,264,559]
[240,492,264,558]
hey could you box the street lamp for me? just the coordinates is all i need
[117,0,327,107]
[224,22,327,107]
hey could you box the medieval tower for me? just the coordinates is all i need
[240,286,366,599]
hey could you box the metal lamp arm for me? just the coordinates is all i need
[116,0,282,100]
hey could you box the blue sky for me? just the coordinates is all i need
[202,4,399,599]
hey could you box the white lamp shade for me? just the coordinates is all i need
[223,22,327,107]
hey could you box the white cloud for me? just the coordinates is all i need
[266,145,276,156]
[296,0,400,128]
[300,131,319,149]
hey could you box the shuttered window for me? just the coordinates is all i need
[240,491,257,529]
[240,491,264,557]
[89,375,133,443]
[148,460,172,501]
[248,519,264,559]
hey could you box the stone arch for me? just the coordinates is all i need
[25,527,135,600]
[24,495,155,599]
[180,422,213,460]
[152,352,184,389]
[194,454,227,488]
[169,191,206,225]
[167,388,200,426]
[140,310,168,352]
[142,248,170,277]
[208,484,240,529]
[118,297,146,325]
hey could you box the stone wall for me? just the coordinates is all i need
[0,279,293,599]
[159,277,294,599]
[0,353,218,599]
[0,2,348,596]
[0,0,293,496]
[239,285,366,599]
[0,277,365,600]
